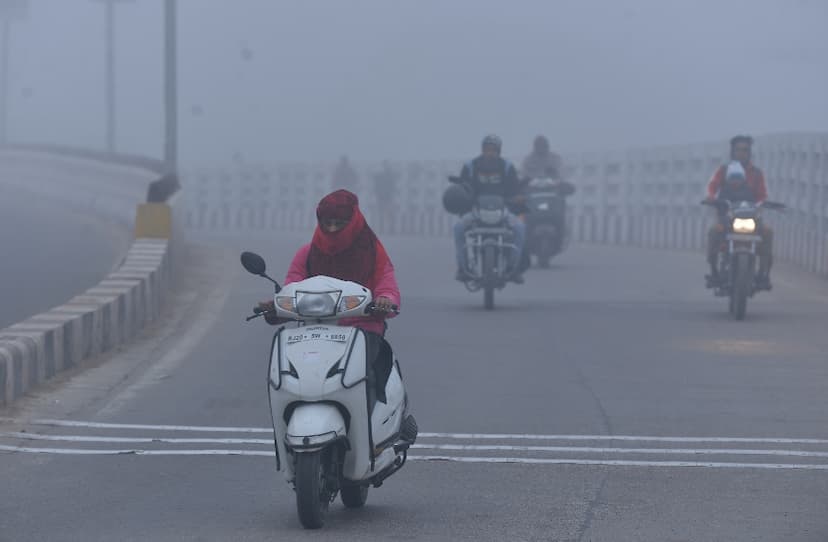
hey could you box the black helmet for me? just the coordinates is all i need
[481,134,502,153]
[442,183,474,215]
[730,134,753,148]
[533,135,550,154]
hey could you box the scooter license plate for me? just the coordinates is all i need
[286,331,349,344]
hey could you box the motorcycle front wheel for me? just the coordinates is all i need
[482,245,496,310]
[731,253,752,321]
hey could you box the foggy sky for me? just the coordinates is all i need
[4,0,827,166]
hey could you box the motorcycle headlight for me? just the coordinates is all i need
[295,291,339,317]
[732,218,756,234]
[477,208,504,225]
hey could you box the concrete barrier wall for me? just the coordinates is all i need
[180,132,828,276]
[0,151,178,406]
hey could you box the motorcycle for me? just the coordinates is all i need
[702,199,785,320]
[240,251,417,529]
[523,177,575,268]
[448,176,521,310]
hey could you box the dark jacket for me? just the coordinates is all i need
[459,156,522,199]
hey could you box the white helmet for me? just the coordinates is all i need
[725,161,746,181]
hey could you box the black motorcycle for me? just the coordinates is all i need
[446,177,521,310]
[522,178,575,268]
[702,198,785,320]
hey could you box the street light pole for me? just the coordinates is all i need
[0,17,10,145]
[104,0,115,152]
[164,0,177,171]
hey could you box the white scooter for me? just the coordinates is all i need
[240,252,417,530]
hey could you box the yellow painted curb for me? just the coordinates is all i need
[134,203,172,239]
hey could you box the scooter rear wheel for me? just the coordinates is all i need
[341,483,369,508]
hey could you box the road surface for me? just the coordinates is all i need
[1,233,827,541]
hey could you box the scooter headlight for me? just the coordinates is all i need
[732,218,756,234]
[295,291,340,317]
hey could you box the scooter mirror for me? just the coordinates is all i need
[240,251,267,276]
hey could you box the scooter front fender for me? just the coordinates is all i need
[285,403,347,451]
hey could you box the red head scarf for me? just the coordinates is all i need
[307,190,387,287]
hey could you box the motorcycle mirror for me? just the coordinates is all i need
[240,251,282,292]
[241,251,267,275]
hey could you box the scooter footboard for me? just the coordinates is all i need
[286,403,347,451]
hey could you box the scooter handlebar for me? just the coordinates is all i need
[366,302,400,315]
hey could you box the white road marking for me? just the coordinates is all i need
[4,433,828,460]
[0,432,272,445]
[410,455,828,470]
[413,443,828,458]
[0,418,272,433]
[0,445,273,456]
[1,444,828,470]
[418,432,828,445]
[4,418,828,445]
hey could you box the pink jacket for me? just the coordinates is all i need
[283,244,400,336]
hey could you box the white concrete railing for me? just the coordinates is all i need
[179,132,828,276]
[0,150,178,406]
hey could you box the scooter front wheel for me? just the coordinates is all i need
[295,451,330,529]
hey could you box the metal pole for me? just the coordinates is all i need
[0,18,10,145]
[164,0,177,170]
[104,0,115,152]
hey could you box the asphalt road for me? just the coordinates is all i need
[0,185,128,330]
[1,232,827,542]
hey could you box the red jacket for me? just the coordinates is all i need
[707,163,768,202]
[284,243,400,336]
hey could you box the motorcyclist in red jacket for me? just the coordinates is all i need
[705,135,773,290]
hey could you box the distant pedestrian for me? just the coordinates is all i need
[331,155,360,193]
[373,161,399,233]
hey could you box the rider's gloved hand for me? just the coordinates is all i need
[373,296,395,313]
[257,300,281,325]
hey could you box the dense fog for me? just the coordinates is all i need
[2,0,826,164]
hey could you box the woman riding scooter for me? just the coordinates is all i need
[257,189,400,333]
